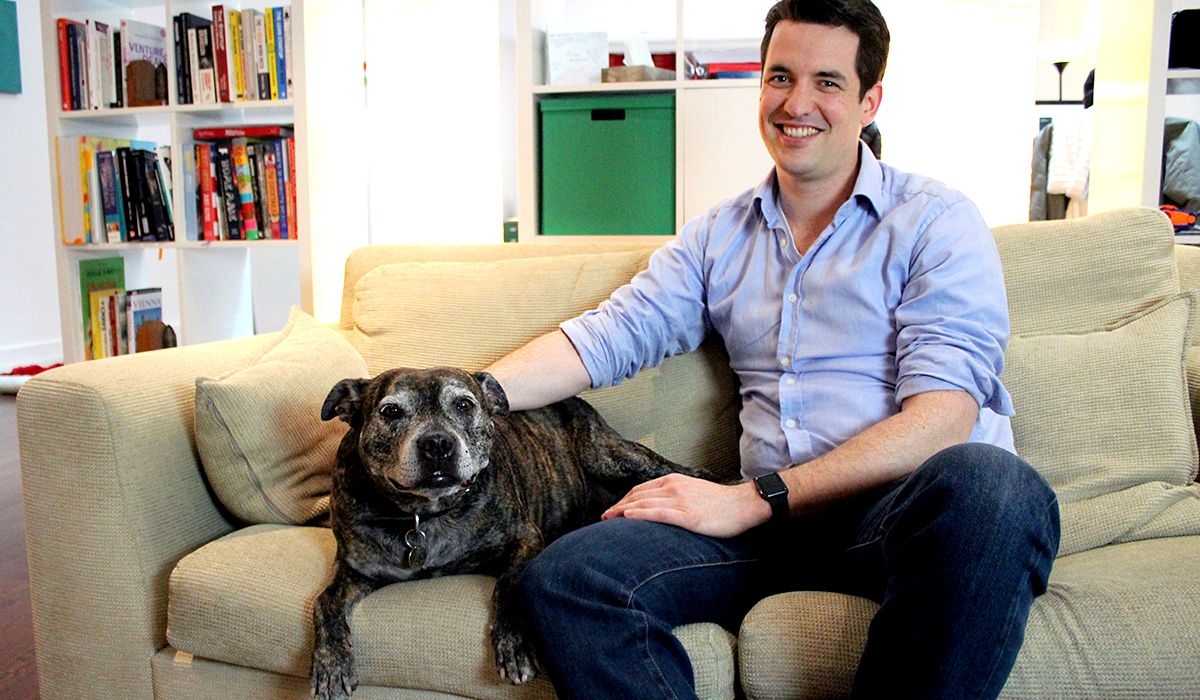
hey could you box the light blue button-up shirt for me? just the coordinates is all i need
[562,143,1015,479]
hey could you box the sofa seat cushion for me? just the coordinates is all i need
[735,535,1200,700]
[167,524,737,699]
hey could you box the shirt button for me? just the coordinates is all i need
[788,293,798,303]
[785,376,797,385]
[780,357,791,367]
[785,419,797,429]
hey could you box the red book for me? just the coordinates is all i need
[211,5,231,102]
[56,19,82,111]
[195,143,216,241]
[192,124,294,140]
[285,136,297,239]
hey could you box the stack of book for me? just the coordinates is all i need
[54,4,292,111]
[55,135,174,245]
[175,5,292,105]
[55,17,169,110]
[191,124,297,241]
[78,257,169,360]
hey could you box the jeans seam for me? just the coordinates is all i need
[625,558,762,699]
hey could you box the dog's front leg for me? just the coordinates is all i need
[490,534,543,685]
[311,564,378,700]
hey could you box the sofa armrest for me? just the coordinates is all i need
[16,334,277,700]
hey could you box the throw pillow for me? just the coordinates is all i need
[1004,292,1200,556]
[195,307,368,525]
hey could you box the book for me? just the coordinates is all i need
[78,257,125,360]
[194,142,216,240]
[251,9,270,99]
[228,9,246,101]
[230,138,260,239]
[120,19,168,107]
[211,5,235,102]
[125,287,164,353]
[172,15,189,104]
[95,150,126,242]
[264,8,277,100]
[55,19,83,110]
[271,6,287,99]
[192,124,293,140]
[192,24,217,104]
[240,8,260,101]
[212,140,242,239]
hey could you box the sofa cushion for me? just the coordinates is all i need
[735,535,1200,699]
[994,207,1179,336]
[1004,292,1200,556]
[347,252,742,481]
[167,524,736,699]
[194,308,368,525]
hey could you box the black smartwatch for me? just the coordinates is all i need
[753,472,790,523]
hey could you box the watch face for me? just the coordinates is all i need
[755,473,787,499]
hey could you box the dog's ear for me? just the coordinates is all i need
[322,378,369,424]
[472,371,510,416]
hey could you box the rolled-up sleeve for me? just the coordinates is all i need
[561,234,710,389]
[893,199,1014,417]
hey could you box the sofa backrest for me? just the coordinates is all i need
[338,208,1190,488]
[341,242,742,481]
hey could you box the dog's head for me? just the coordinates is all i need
[322,367,510,506]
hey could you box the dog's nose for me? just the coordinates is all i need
[418,432,455,463]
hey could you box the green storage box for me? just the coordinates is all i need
[539,93,675,236]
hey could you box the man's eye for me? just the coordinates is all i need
[379,404,404,420]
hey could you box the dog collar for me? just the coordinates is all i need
[397,485,472,570]
[402,513,428,569]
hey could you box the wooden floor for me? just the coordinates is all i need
[0,394,39,698]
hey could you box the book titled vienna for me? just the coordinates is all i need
[120,19,168,107]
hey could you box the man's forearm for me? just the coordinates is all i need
[484,330,593,411]
[775,390,979,518]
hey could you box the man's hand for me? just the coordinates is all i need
[602,474,771,538]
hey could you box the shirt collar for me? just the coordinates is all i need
[753,140,884,227]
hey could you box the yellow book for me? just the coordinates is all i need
[264,9,278,100]
[230,10,245,100]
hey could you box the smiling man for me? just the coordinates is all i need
[486,1,1061,698]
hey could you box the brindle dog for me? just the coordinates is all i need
[310,367,702,699]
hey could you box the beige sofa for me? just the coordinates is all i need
[18,206,1200,699]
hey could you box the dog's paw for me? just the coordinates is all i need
[311,645,358,700]
[492,628,538,685]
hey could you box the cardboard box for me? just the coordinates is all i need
[546,32,607,86]
[602,65,676,83]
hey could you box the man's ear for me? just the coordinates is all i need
[472,371,511,416]
[860,81,883,127]
[322,378,369,424]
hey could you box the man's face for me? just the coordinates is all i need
[759,20,882,189]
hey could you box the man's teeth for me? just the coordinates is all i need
[783,126,819,138]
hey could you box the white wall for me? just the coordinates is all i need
[0,0,61,371]
[362,0,503,246]
[875,0,1040,227]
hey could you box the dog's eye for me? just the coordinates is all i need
[454,397,475,414]
[379,403,404,420]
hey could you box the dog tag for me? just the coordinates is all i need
[403,528,428,569]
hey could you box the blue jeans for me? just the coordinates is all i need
[516,443,1061,699]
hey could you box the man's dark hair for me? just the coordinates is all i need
[761,0,891,100]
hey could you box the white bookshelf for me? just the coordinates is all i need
[514,0,776,242]
[39,0,318,363]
